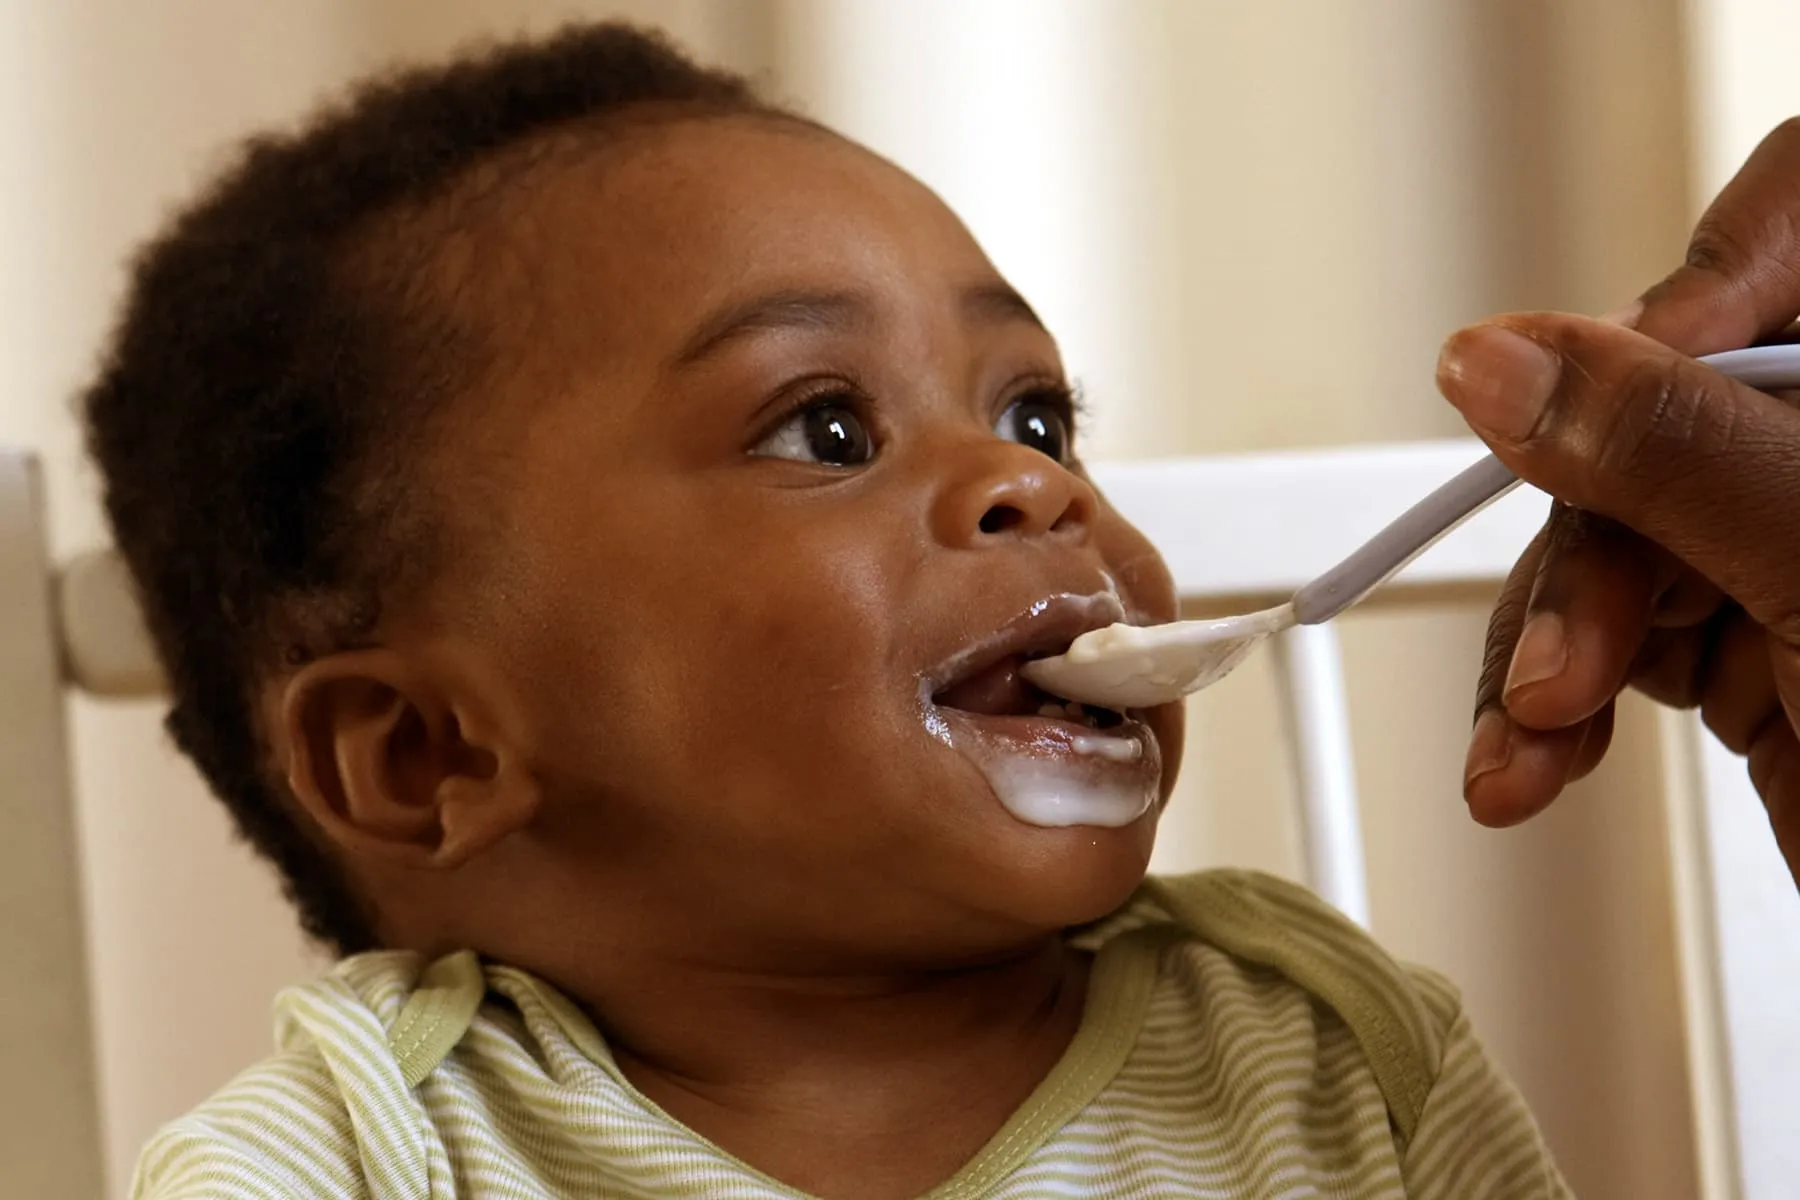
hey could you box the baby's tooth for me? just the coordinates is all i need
[1037,703,1064,718]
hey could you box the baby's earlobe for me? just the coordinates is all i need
[430,766,542,868]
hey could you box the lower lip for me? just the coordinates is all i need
[928,708,1161,829]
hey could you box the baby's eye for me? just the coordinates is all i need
[995,394,1072,462]
[754,399,875,466]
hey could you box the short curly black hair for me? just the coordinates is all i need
[81,23,791,955]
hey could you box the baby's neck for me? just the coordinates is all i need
[591,935,1091,1200]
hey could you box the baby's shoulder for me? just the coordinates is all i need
[1107,869,1463,1138]
[132,952,450,1199]
[1140,867,1459,1016]
[131,1047,364,1198]
[1117,868,1451,991]
[1128,865,1372,939]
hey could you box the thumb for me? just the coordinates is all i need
[1437,313,1800,641]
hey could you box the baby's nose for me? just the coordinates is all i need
[932,441,1095,549]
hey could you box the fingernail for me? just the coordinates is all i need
[1436,323,1561,441]
[1601,300,1644,328]
[1465,710,1513,788]
[1505,612,1568,695]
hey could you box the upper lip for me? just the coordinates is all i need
[923,592,1127,699]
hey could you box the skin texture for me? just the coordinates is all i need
[1436,118,1800,890]
[262,116,1184,1199]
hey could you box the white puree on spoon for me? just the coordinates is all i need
[1021,603,1296,710]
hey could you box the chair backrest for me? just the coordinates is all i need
[10,438,1788,1198]
[0,450,104,1199]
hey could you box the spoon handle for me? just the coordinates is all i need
[1287,343,1800,627]
[1290,453,1519,626]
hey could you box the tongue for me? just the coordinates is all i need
[935,656,1041,716]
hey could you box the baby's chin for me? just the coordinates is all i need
[1013,821,1160,934]
[932,771,1163,939]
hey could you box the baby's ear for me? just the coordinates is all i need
[270,648,539,870]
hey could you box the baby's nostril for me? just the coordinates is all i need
[979,505,1026,535]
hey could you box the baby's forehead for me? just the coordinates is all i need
[425,116,991,343]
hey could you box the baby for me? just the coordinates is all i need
[94,23,1569,1199]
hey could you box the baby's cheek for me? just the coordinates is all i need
[698,556,899,712]
[1104,521,1178,625]
[1149,702,1186,801]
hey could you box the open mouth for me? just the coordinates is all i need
[920,593,1161,829]
[921,593,1146,742]
[932,653,1129,732]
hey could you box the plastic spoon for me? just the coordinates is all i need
[1023,344,1800,710]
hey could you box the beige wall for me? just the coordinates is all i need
[0,2,1706,1195]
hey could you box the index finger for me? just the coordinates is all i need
[1630,117,1800,354]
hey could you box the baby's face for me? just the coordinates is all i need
[428,118,1184,963]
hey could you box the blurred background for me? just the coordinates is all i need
[4,0,1799,1195]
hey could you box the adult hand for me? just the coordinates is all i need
[1434,118,1800,884]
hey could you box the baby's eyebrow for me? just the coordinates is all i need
[673,282,1046,367]
[960,282,1045,333]
[675,289,870,365]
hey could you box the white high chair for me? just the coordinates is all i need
[3,439,1790,1198]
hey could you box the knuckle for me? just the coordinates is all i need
[1695,615,1764,752]
[1591,356,1731,491]
[1685,204,1764,281]
[1476,531,1549,712]
[1627,627,1705,709]
[1531,504,1655,614]
[1540,501,1619,556]
[1475,627,1516,713]
[1689,163,1800,289]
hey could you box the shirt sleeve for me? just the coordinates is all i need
[132,1133,348,1199]
[1399,966,1574,1199]
[129,1054,370,1200]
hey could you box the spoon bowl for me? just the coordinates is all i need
[1027,604,1293,710]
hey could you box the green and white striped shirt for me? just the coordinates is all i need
[134,870,1569,1197]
